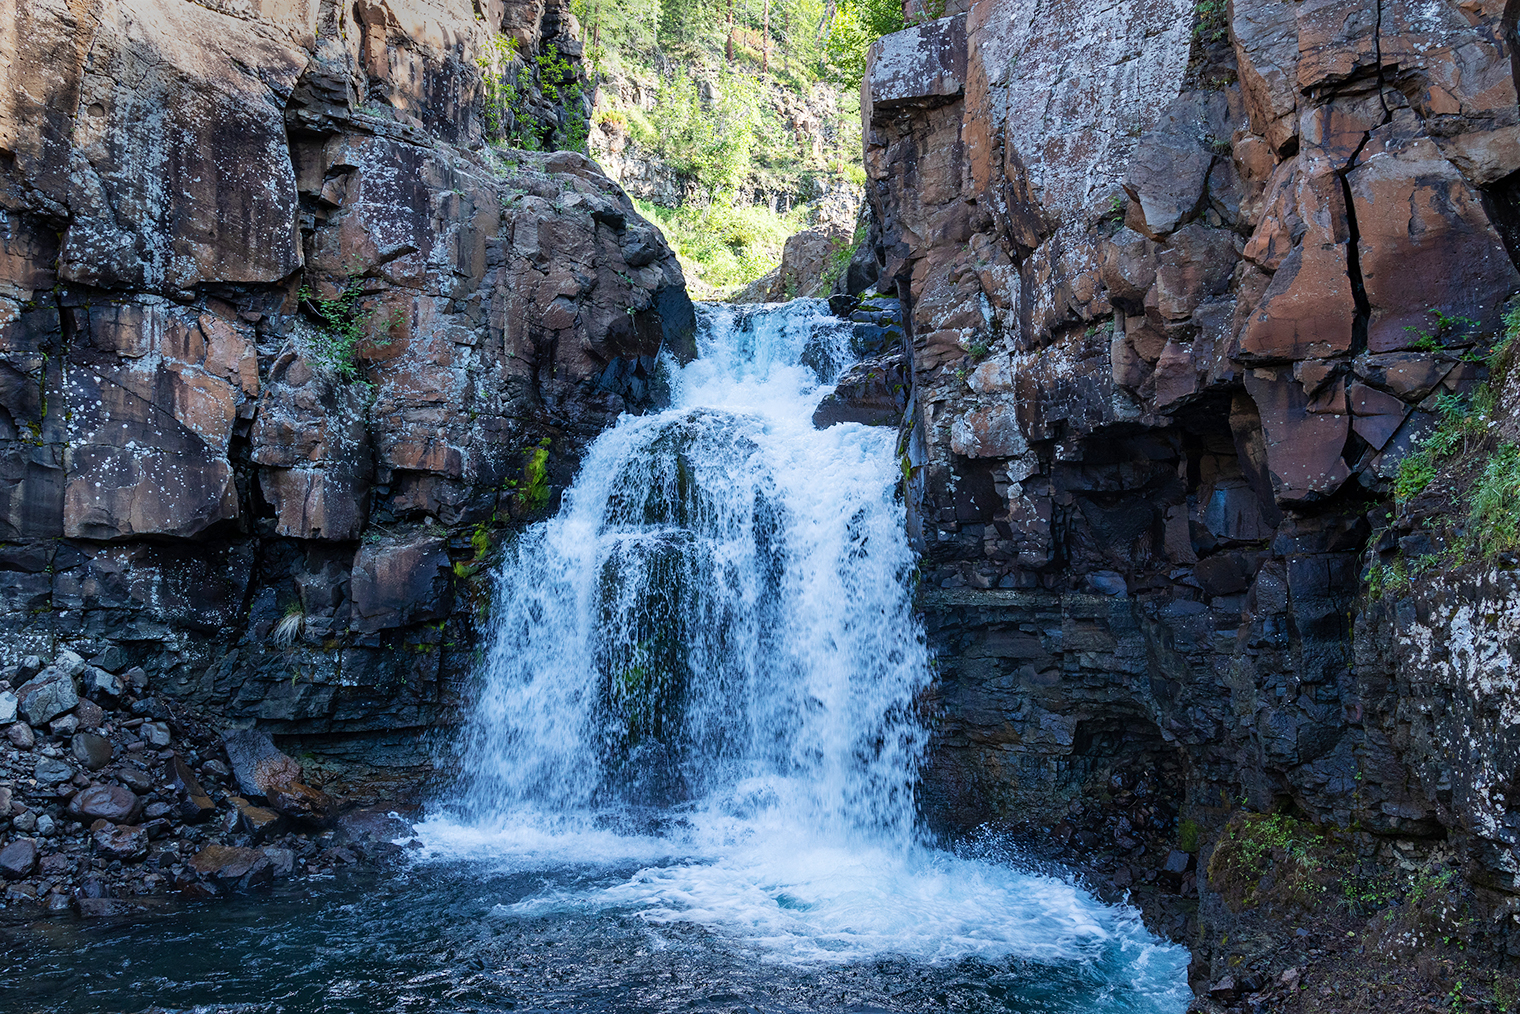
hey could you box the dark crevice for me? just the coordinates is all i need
[1334,0,1394,360]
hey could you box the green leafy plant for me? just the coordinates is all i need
[1193,0,1227,43]
[1405,309,1480,352]
[297,278,395,381]
[518,437,553,514]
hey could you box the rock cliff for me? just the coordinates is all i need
[857,0,1520,994]
[0,0,693,771]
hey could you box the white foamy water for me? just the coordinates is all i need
[423,300,1189,1010]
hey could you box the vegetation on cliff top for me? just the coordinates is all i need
[571,0,902,293]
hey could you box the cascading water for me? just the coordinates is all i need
[418,300,1192,1006]
[3,300,1189,1014]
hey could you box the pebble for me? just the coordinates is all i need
[142,722,172,748]
[50,714,79,736]
[6,722,34,749]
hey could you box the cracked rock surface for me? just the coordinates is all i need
[858,0,1520,995]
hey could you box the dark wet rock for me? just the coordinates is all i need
[81,667,124,701]
[168,754,215,823]
[76,896,157,918]
[7,722,35,749]
[0,689,16,724]
[71,732,113,771]
[261,847,296,878]
[189,844,274,889]
[0,838,38,880]
[267,781,334,826]
[16,668,78,725]
[92,824,150,861]
[117,765,153,793]
[89,646,129,673]
[231,796,286,839]
[34,756,74,786]
[813,354,911,429]
[49,713,78,736]
[141,721,172,747]
[67,784,142,824]
[222,729,303,798]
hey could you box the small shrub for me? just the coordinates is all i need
[1193,0,1228,43]
[297,278,394,381]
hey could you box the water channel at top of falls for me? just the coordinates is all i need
[2,300,1190,1014]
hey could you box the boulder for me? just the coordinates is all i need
[168,754,216,823]
[71,732,114,771]
[15,668,78,725]
[0,839,38,880]
[231,797,286,839]
[67,784,142,825]
[0,689,16,724]
[813,354,911,428]
[267,780,334,826]
[34,756,74,786]
[81,667,125,701]
[189,844,274,889]
[73,698,105,730]
[222,728,303,798]
[92,824,150,862]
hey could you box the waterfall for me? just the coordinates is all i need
[424,300,1189,1006]
[454,300,925,840]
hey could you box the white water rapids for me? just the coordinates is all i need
[418,300,1189,1010]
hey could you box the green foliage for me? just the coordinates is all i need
[1470,442,1520,556]
[633,196,806,291]
[823,0,904,88]
[646,69,758,192]
[1406,309,1481,352]
[1193,0,1227,43]
[519,437,553,514]
[1394,391,1492,505]
[1177,818,1200,854]
[480,36,587,152]
[297,278,393,381]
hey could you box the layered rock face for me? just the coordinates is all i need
[860,0,1520,965]
[0,0,692,765]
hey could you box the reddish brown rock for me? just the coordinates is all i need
[92,824,149,862]
[1349,126,1520,353]
[349,534,452,634]
[189,844,274,889]
[169,753,216,824]
[67,784,142,825]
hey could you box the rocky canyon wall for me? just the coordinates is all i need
[857,0,1520,980]
[0,0,694,770]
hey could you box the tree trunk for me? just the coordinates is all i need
[726,0,734,62]
[762,0,769,73]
